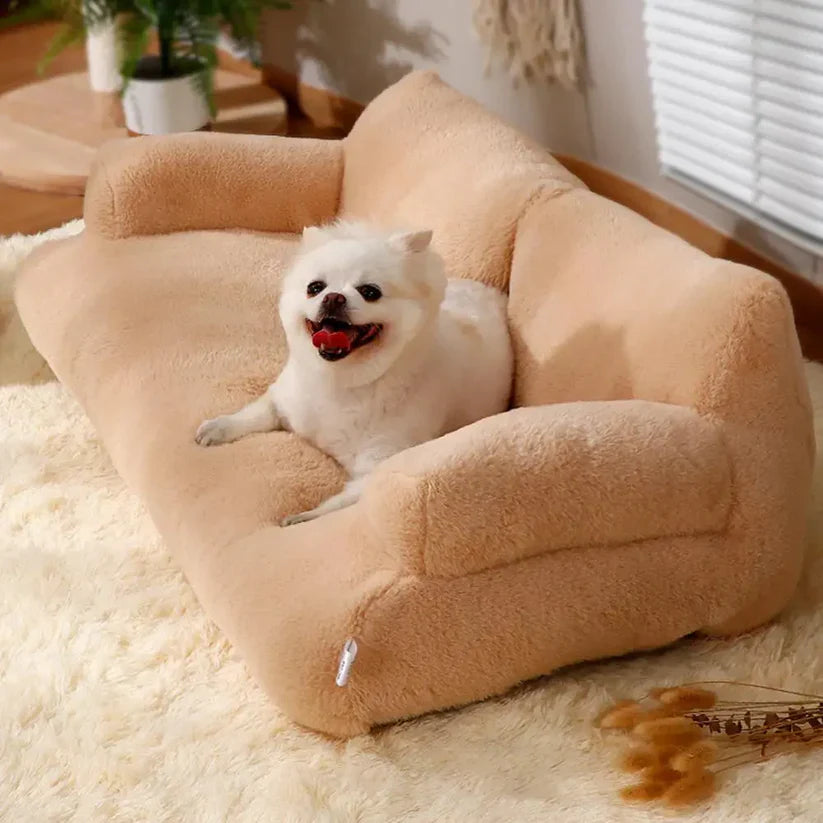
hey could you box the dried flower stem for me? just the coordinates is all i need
[679,681,823,700]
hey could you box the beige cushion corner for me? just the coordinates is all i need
[364,400,732,578]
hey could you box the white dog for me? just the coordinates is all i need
[195,221,513,526]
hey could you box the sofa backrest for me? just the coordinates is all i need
[508,186,807,418]
[340,71,582,292]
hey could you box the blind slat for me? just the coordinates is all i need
[760,156,823,199]
[757,98,823,136]
[645,27,752,70]
[759,0,823,32]
[648,65,753,110]
[755,36,823,74]
[645,4,754,40]
[646,0,823,244]
[651,82,756,129]
[644,7,754,50]
[660,153,755,203]
[658,138,754,186]
[759,118,823,157]
[758,195,823,240]
[755,13,823,48]
[760,138,823,177]
[656,100,755,148]
[757,56,823,95]
[759,176,823,221]
[658,121,756,164]
[756,78,823,116]
[648,44,752,90]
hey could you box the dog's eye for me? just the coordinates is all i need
[357,284,382,302]
[306,280,326,297]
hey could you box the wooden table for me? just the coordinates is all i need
[0,69,288,195]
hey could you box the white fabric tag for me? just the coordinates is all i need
[336,638,358,687]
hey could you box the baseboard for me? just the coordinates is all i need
[261,71,823,331]
[262,65,363,132]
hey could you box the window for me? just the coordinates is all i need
[643,0,823,253]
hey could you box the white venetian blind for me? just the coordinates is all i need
[643,0,823,248]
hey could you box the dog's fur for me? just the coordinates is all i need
[196,222,513,525]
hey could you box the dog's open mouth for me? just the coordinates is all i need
[306,318,382,361]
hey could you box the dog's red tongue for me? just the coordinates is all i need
[312,328,354,353]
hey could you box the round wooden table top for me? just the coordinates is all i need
[0,69,288,196]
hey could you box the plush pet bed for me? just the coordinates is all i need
[5,223,823,821]
[14,71,814,737]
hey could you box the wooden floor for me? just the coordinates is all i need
[0,24,87,234]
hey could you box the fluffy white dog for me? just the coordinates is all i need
[196,221,513,526]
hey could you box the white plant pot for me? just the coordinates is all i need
[85,19,121,93]
[122,66,211,136]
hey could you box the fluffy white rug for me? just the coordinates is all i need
[2,222,823,823]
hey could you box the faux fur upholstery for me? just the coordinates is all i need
[15,71,814,737]
[85,133,343,238]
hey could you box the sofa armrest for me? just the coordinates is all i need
[84,133,344,239]
[363,400,732,577]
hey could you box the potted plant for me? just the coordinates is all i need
[6,0,293,134]
[117,0,223,135]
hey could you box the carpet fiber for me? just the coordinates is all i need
[2,222,823,822]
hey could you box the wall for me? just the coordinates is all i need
[261,0,819,280]
[261,0,592,157]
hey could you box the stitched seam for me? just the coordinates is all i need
[405,413,734,580]
[503,181,576,293]
[694,282,790,536]
[427,524,730,582]
[518,178,577,218]
[694,283,808,626]
[340,474,428,726]
[420,476,431,576]
[343,574,410,728]
[90,154,119,239]
[715,425,736,536]
[106,164,119,238]
[331,143,345,219]
[329,418,731,725]
[337,520,730,728]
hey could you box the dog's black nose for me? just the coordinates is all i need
[322,292,347,309]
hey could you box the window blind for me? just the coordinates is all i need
[643,0,823,249]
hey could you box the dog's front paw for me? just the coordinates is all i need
[281,510,317,527]
[195,416,235,447]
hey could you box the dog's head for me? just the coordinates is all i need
[279,222,446,387]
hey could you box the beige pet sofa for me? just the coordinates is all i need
[16,71,814,737]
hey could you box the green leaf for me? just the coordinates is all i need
[117,11,153,85]
[0,3,57,31]
[192,64,217,117]
[131,0,157,23]
[37,22,86,75]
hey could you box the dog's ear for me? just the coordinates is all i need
[389,229,433,254]
[301,225,327,250]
